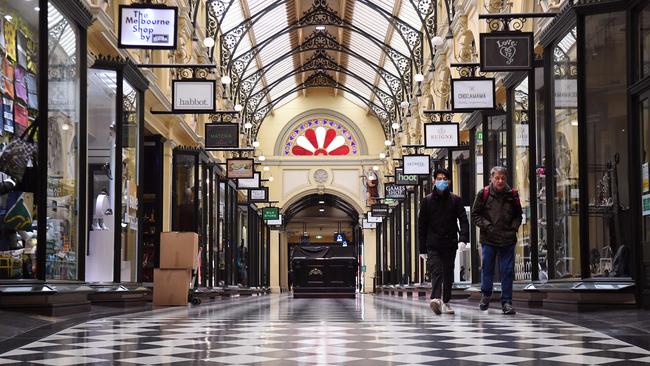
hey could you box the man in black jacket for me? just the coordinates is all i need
[418,168,469,315]
[471,166,522,315]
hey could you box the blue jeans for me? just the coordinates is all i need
[481,243,515,305]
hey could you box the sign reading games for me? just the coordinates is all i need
[385,184,407,199]
[119,5,178,49]
[172,80,216,113]
[403,155,430,175]
[451,78,496,111]
[480,32,533,72]
[205,123,239,149]
[424,123,459,148]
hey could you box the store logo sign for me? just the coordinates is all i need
[371,204,389,217]
[395,168,418,186]
[480,32,533,71]
[385,184,406,199]
[402,155,430,175]
[424,123,459,148]
[119,5,178,49]
[451,78,495,111]
[172,80,216,113]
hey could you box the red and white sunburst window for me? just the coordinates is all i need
[284,119,358,156]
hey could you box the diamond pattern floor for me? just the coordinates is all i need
[0,295,649,365]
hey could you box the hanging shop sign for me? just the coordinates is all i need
[226,158,254,179]
[267,214,283,226]
[479,32,533,71]
[451,78,496,111]
[402,155,430,175]
[248,187,269,203]
[118,4,178,49]
[395,168,418,186]
[366,212,383,223]
[172,79,216,113]
[385,184,406,199]
[237,172,260,189]
[371,204,389,217]
[424,123,460,148]
[263,207,280,221]
[362,219,377,229]
[554,79,578,108]
[205,123,239,149]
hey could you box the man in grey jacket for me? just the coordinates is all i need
[471,166,522,315]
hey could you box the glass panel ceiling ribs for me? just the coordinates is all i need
[206,0,439,134]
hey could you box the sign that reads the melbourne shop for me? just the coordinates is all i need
[205,123,239,149]
[371,204,389,217]
[172,80,216,113]
[395,168,418,186]
[385,184,406,199]
[424,123,459,148]
[480,32,533,71]
[402,155,430,175]
[118,5,178,49]
[451,78,496,111]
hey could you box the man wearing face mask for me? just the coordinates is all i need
[418,168,469,315]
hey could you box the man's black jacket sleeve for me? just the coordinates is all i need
[417,195,428,253]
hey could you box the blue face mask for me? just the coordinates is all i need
[435,180,449,191]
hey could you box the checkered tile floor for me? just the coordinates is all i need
[1,295,649,365]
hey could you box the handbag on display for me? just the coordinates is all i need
[0,191,32,231]
[0,121,38,182]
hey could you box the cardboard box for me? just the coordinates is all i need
[160,232,199,269]
[153,268,191,306]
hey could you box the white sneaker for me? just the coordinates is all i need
[429,298,442,315]
[442,303,455,314]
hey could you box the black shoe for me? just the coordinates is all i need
[479,294,491,311]
[502,303,516,315]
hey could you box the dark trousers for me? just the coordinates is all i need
[480,243,515,304]
[428,248,456,303]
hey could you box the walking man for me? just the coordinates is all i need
[471,166,522,315]
[418,168,469,315]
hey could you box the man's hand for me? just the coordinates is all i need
[457,242,467,251]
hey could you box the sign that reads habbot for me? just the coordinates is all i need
[172,80,216,113]
[119,5,178,49]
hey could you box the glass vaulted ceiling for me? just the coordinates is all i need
[215,0,426,124]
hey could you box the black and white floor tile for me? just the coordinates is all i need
[1,295,649,365]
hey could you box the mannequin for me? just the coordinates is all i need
[92,190,111,230]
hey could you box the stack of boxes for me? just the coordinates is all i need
[153,232,199,306]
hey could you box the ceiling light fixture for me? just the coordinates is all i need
[318,200,325,204]
[391,122,400,130]
[252,140,260,147]
[234,103,243,112]
[432,36,444,47]
[372,166,379,171]
[414,73,424,82]
[379,153,386,159]
[244,122,252,129]
[258,155,266,161]
[268,176,274,182]
[384,140,392,146]
[220,75,231,85]
[263,166,270,171]
[315,25,326,31]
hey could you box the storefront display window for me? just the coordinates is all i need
[485,114,507,171]
[512,78,531,281]
[535,67,548,282]
[86,68,116,282]
[173,153,196,231]
[217,181,226,284]
[551,27,580,279]
[46,3,80,280]
[120,80,139,282]
[639,95,650,269]
[585,12,631,278]
[0,1,39,280]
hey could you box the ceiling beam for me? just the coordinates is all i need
[371,0,401,106]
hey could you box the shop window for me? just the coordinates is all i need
[485,114,507,171]
[121,80,139,282]
[585,12,631,279]
[46,3,80,280]
[639,95,650,264]
[534,67,548,281]
[86,69,117,282]
[512,77,531,281]
[551,27,580,279]
[173,153,196,232]
[0,0,39,280]
[641,3,650,79]
[284,118,358,156]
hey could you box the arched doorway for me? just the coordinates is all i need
[284,193,361,298]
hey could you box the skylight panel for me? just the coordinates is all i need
[342,91,370,111]
[389,31,411,57]
[273,92,298,110]
[398,1,423,30]
[220,1,244,34]
[352,2,388,42]
[349,32,382,64]
[253,5,289,45]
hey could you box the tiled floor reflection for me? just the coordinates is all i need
[1,295,650,365]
